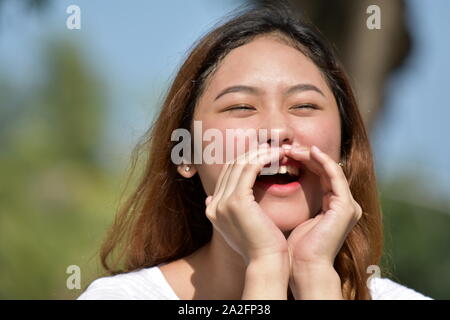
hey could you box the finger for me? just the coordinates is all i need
[209,144,268,213]
[234,142,269,165]
[222,144,276,199]
[310,207,358,258]
[213,161,234,201]
[284,147,325,176]
[284,147,330,189]
[310,145,350,198]
[234,147,285,196]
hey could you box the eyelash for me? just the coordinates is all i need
[226,105,255,111]
[291,104,319,110]
[225,104,318,111]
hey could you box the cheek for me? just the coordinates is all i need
[294,117,341,161]
[196,163,223,196]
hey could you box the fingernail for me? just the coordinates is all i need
[312,145,321,153]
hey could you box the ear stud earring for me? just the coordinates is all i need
[338,162,344,167]
[184,166,191,172]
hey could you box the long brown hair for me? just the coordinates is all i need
[100,2,383,300]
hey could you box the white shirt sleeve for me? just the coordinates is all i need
[77,266,180,300]
[369,277,433,300]
[77,277,133,300]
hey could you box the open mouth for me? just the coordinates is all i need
[256,164,302,185]
[254,157,305,195]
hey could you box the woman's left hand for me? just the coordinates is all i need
[283,145,363,299]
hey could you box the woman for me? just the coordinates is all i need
[78,2,430,300]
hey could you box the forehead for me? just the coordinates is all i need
[201,35,333,100]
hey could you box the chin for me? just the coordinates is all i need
[257,195,311,233]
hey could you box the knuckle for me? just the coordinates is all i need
[337,200,355,220]
[205,206,215,220]
[345,198,355,209]
[352,201,363,220]
[337,197,352,211]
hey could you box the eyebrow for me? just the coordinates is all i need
[214,83,325,101]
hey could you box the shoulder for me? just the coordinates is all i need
[77,265,179,300]
[368,277,433,300]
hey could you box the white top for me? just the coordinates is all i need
[77,264,432,300]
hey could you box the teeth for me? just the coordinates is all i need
[276,165,299,176]
[289,165,299,177]
[258,164,301,176]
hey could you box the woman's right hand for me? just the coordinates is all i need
[204,143,289,265]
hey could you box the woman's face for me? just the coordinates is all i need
[191,35,341,233]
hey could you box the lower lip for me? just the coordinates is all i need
[254,179,301,197]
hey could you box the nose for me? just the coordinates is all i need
[259,112,294,147]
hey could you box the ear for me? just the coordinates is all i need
[177,164,197,178]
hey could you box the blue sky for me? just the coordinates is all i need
[1,0,449,203]
[372,0,450,201]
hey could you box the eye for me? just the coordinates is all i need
[290,104,318,110]
[225,105,256,112]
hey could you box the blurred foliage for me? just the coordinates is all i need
[0,0,49,27]
[0,0,49,11]
[0,39,123,299]
[380,177,450,300]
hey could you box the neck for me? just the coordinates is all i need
[184,230,247,299]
